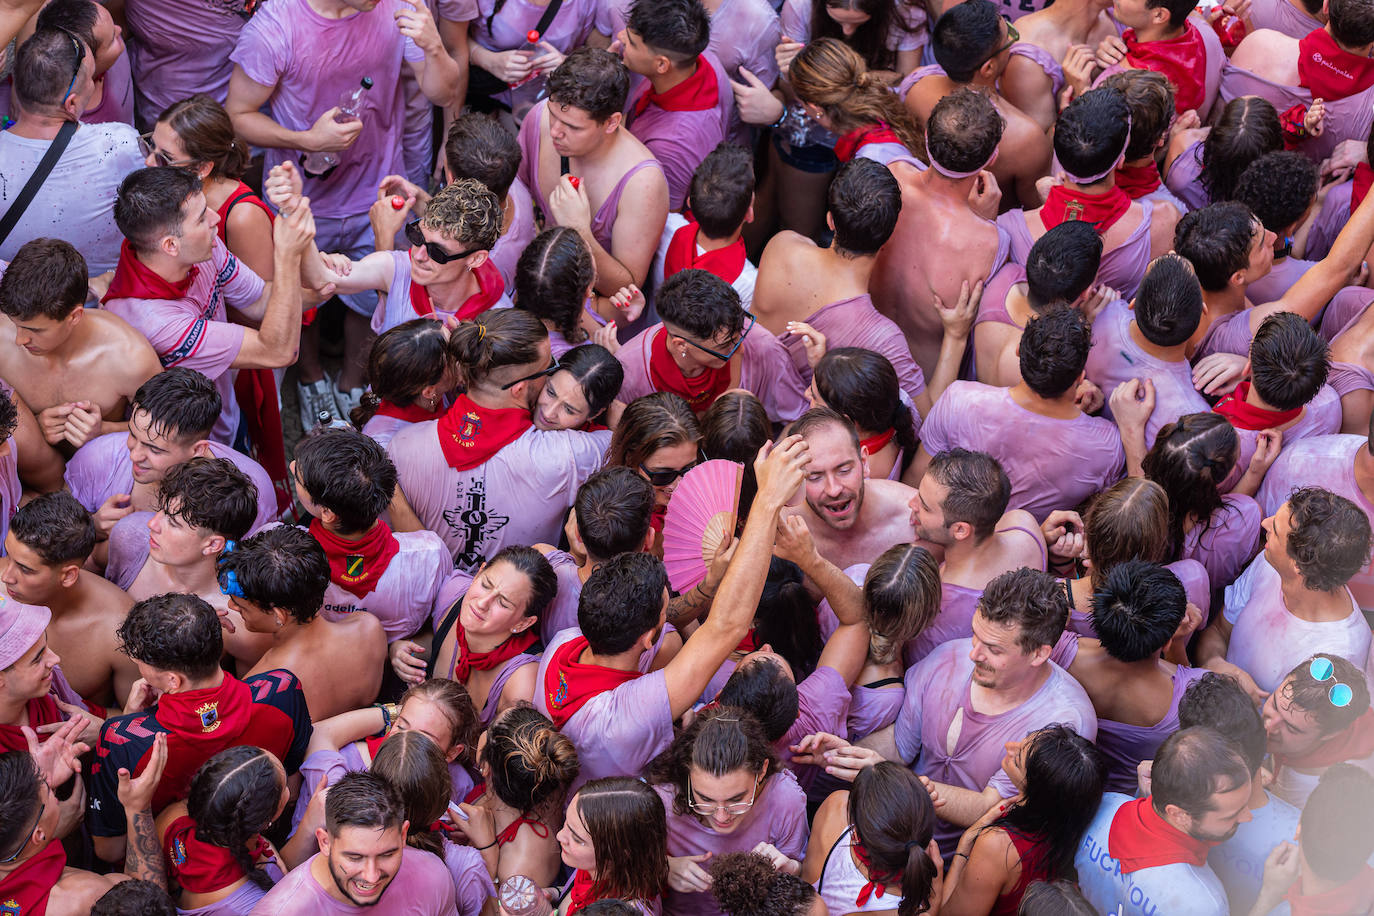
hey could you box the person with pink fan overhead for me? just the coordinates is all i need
[607,393,704,551]
[533,433,810,794]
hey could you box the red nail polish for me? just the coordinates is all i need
[568,176,581,190]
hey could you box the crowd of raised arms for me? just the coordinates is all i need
[4,0,1374,912]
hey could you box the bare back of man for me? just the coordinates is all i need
[1067,640,1181,726]
[248,612,385,720]
[33,574,136,709]
[752,231,869,335]
[784,478,923,571]
[1002,5,1119,130]
[1228,28,1302,85]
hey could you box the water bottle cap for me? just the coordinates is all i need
[361,77,374,89]
[527,29,540,42]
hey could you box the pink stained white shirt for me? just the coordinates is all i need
[1223,553,1372,693]
[101,237,259,445]
[1248,0,1324,36]
[248,849,459,915]
[540,548,584,645]
[1217,61,1374,164]
[123,0,248,128]
[64,431,278,533]
[1085,298,1210,449]
[650,213,758,311]
[472,0,598,64]
[893,639,1098,853]
[654,771,810,916]
[1256,434,1374,610]
[318,528,449,641]
[84,54,135,127]
[1246,255,1317,306]
[370,250,514,337]
[1233,384,1343,480]
[918,381,1124,523]
[615,325,809,423]
[1181,493,1262,594]
[386,420,609,572]
[998,198,1157,301]
[230,0,426,221]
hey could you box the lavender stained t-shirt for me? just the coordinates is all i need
[248,849,459,915]
[319,528,450,641]
[123,0,249,128]
[781,294,927,410]
[1182,493,1262,594]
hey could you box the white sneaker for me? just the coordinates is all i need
[298,376,342,431]
[334,386,366,425]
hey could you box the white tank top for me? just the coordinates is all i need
[815,825,897,916]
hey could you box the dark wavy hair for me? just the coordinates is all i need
[1142,413,1237,562]
[481,703,579,817]
[647,706,780,818]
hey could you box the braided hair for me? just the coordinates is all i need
[187,747,285,891]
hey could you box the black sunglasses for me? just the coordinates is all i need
[499,356,561,391]
[405,220,481,265]
[669,312,755,363]
[639,450,706,487]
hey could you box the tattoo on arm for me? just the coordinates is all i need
[667,584,713,628]
[124,810,167,889]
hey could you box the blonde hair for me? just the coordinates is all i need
[424,178,502,251]
[789,38,925,161]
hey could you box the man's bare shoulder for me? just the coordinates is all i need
[1230,28,1299,73]
[74,571,136,618]
[49,869,119,916]
[866,478,918,509]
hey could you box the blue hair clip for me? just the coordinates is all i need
[223,540,236,554]
[220,569,245,599]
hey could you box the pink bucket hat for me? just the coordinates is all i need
[0,596,51,670]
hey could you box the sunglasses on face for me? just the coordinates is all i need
[499,356,560,391]
[1310,656,1354,708]
[639,450,706,487]
[58,30,83,104]
[670,312,755,363]
[405,220,481,265]
[977,16,1019,68]
[138,132,196,168]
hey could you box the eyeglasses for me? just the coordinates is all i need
[1310,656,1354,708]
[138,132,197,169]
[406,220,481,265]
[1,783,48,864]
[977,16,1019,68]
[669,312,755,363]
[686,772,763,817]
[58,30,83,104]
[639,449,705,487]
[499,356,560,391]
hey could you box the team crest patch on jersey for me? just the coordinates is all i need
[343,554,365,582]
[549,670,569,709]
[458,411,482,446]
[171,837,188,866]
[196,701,222,732]
[2,898,23,915]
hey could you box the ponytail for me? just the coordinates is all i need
[447,309,548,390]
[850,763,938,916]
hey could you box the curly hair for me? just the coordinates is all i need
[647,706,779,818]
[423,178,501,252]
[156,456,258,542]
[1233,151,1318,235]
[547,48,630,122]
[1285,487,1373,591]
[709,852,817,916]
[977,567,1070,653]
[117,593,223,681]
[188,747,284,891]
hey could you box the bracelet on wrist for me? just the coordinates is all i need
[473,839,498,851]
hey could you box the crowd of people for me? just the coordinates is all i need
[1,0,1374,911]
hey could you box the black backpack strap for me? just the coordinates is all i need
[0,120,77,248]
[426,595,464,680]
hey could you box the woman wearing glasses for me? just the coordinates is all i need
[555,777,669,916]
[648,707,808,916]
[608,392,703,544]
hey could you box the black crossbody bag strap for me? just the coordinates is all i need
[0,120,77,248]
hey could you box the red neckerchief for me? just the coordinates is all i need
[463,782,552,845]
[650,504,667,533]
[1288,865,1374,916]
[566,869,599,916]
[0,839,66,914]
[1040,184,1133,234]
[410,259,507,323]
[860,427,896,456]
[1353,162,1374,212]
[1123,23,1207,114]
[833,122,904,163]
[1108,796,1214,873]
[164,814,270,893]
[648,327,731,414]
[663,219,747,284]
[632,55,719,118]
[543,635,641,728]
[435,394,533,472]
[365,732,388,760]
[852,837,898,906]
[1115,161,1162,199]
[1213,381,1303,430]
[0,695,64,752]
[374,399,445,423]
[1299,27,1374,100]
[309,519,401,599]
[451,624,538,682]
[102,238,198,304]
[1278,707,1374,768]
[734,628,758,654]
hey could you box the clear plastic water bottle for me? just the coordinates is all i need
[509,30,548,123]
[498,875,552,916]
[302,76,374,178]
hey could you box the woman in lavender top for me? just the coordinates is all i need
[532,345,624,432]
[554,778,669,916]
[516,228,614,359]
[1163,97,1282,214]
[811,348,921,482]
[354,319,454,450]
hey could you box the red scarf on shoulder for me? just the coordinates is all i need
[451,625,538,682]
[1108,796,1214,873]
[435,394,533,471]
[102,239,198,303]
[410,259,506,323]
[0,839,66,915]
[309,519,401,599]
[663,220,747,284]
[373,399,445,423]
[566,869,599,916]
[1352,162,1374,212]
[543,635,641,728]
[1213,381,1303,430]
[1115,161,1162,199]
[632,56,719,118]
[1040,184,1133,234]
[852,837,899,906]
[833,122,904,163]
[164,815,273,893]
[648,328,730,414]
[0,695,65,752]
[860,427,896,456]
[1299,27,1374,101]
[1123,23,1207,114]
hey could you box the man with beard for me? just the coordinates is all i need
[250,771,457,914]
[780,407,920,572]
[1077,726,1252,916]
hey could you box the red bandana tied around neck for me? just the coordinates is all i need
[1287,865,1374,916]
[1353,162,1374,212]
[1277,707,1374,768]
[451,623,538,682]
[436,394,533,471]
[734,628,758,654]
[410,258,507,323]
[0,695,64,752]
[102,239,198,304]
[309,519,401,599]
[1299,27,1374,100]
[648,328,731,414]
[543,635,641,728]
[0,839,66,914]
[663,220,747,285]
[365,732,389,761]
[860,427,896,457]
[1041,184,1133,234]
[833,122,904,163]
[1123,23,1207,114]
[1108,796,1215,873]
[632,55,719,118]
[1115,161,1162,199]
[852,838,898,906]
[1213,381,1303,431]
[164,815,273,893]
[566,869,599,916]
[374,398,445,424]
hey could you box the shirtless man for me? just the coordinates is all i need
[105,456,272,675]
[2,493,136,709]
[1002,0,1116,130]
[221,525,386,720]
[781,408,922,573]
[904,0,1052,210]
[754,158,972,412]
[871,89,1006,379]
[516,48,669,330]
[0,239,160,454]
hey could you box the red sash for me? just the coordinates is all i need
[1108,796,1214,873]
[1353,162,1374,212]
[1213,381,1303,431]
[0,696,65,753]
[309,519,401,599]
[374,399,445,424]
[663,220,747,285]
[1115,161,1162,199]
[647,328,730,414]
[1277,707,1374,768]
[1287,866,1374,916]
[1123,23,1207,114]
[410,259,507,323]
[833,122,904,163]
[859,427,896,456]
[164,814,270,893]
[1040,184,1133,234]
[543,635,641,728]
[632,55,719,118]
[566,869,599,916]
[0,839,66,915]
[435,394,533,472]
[852,838,897,907]
[1299,27,1374,101]
[102,238,197,304]
[451,624,538,682]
